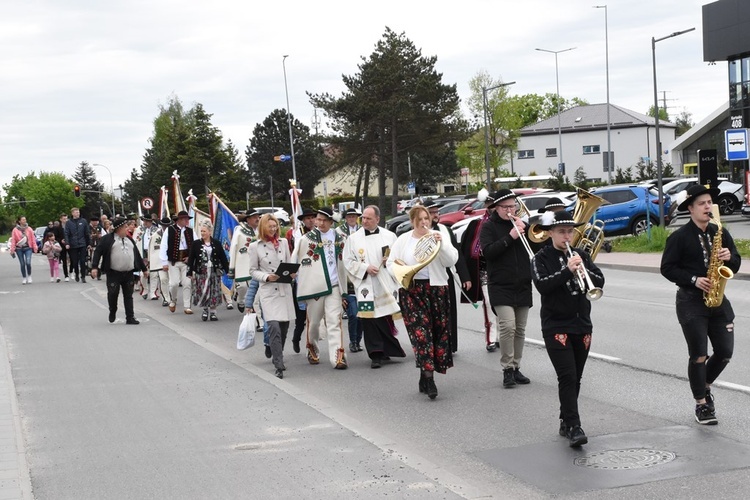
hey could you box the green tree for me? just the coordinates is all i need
[72,161,105,218]
[674,110,694,137]
[647,105,670,122]
[2,172,77,227]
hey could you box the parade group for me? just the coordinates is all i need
[7,183,741,448]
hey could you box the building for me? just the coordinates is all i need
[513,103,676,181]
[669,102,732,176]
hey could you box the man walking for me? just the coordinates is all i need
[159,210,195,314]
[149,217,173,306]
[91,217,148,325]
[64,207,91,283]
[293,208,348,369]
[337,207,364,352]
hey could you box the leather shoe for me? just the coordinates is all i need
[126,318,140,325]
[108,311,116,323]
[419,372,427,394]
[335,362,348,370]
[371,359,382,369]
[503,368,516,388]
[168,303,176,313]
[237,303,245,313]
[292,340,300,353]
[567,425,588,447]
[274,368,283,379]
[184,309,193,315]
[514,369,531,385]
[265,345,272,358]
[426,377,438,399]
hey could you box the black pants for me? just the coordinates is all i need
[59,247,69,278]
[676,288,734,400]
[291,282,306,344]
[69,247,88,279]
[107,270,136,320]
[544,333,591,428]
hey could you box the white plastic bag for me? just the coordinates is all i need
[237,313,256,350]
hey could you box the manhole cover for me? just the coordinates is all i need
[574,449,676,470]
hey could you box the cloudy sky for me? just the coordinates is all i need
[0,0,727,195]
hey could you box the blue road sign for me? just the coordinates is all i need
[725,129,749,161]
[274,154,291,162]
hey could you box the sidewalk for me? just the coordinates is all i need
[595,251,750,280]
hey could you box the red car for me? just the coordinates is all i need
[438,198,487,226]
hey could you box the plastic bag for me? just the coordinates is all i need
[237,313,256,350]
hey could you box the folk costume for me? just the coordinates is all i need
[343,225,406,366]
[228,214,257,310]
[187,236,230,318]
[134,220,158,299]
[159,211,195,313]
[249,237,296,377]
[337,208,365,352]
[149,218,172,305]
[293,213,348,369]
[287,207,317,353]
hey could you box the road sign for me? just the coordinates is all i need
[725,129,749,161]
[274,154,291,162]
[407,181,416,194]
[460,167,469,176]
[141,197,154,210]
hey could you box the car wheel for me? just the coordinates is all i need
[717,195,736,216]
[631,215,652,236]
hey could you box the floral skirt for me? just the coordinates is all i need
[398,281,453,374]
[191,266,223,309]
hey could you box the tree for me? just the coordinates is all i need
[245,109,325,201]
[310,28,468,214]
[2,172,78,227]
[675,110,694,137]
[647,105,670,122]
[72,161,105,218]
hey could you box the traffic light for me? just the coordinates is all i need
[74,185,81,198]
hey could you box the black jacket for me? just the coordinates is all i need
[531,244,604,337]
[186,238,229,276]
[91,233,147,274]
[64,217,91,249]
[479,211,533,307]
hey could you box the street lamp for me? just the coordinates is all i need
[482,81,516,188]
[594,5,612,183]
[536,47,577,176]
[282,55,297,184]
[652,27,695,227]
[92,163,115,216]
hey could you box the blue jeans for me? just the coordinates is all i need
[346,294,362,345]
[15,248,33,278]
[244,279,270,345]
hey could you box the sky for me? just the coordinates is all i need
[0,0,729,196]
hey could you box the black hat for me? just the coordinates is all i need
[343,207,362,216]
[127,212,138,220]
[159,217,172,226]
[175,210,192,220]
[537,197,566,213]
[297,207,317,221]
[677,184,720,212]
[316,207,334,220]
[112,216,129,231]
[90,216,99,222]
[235,211,248,221]
[537,210,585,230]
[487,189,516,208]
[245,207,260,218]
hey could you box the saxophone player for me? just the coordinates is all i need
[661,185,741,425]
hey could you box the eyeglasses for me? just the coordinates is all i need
[496,204,516,210]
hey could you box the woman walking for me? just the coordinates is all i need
[386,205,458,399]
[248,214,296,379]
[9,216,39,284]
[187,221,229,321]
[42,233,63,282]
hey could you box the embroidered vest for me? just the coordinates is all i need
[167,225,194,263]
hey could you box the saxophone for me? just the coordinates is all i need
[704,212,734,308]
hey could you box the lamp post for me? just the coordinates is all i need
[92,163,115,216]
[282,55,297,184]
[652,27,695,227]
[594,5,612,183]
[536,47,576,176]
[482,81,516,188]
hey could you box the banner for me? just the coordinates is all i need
[211,193,239,300]
[158,186,170,219]
[171,170,188,214]
[289,180,302,233]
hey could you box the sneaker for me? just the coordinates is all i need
[50,278,55,282]
[695,403,718,425]
[27,276,32,284]
[567,425,588,447]
[292,340,300,354]
[64,277,70,282]
[514,369,531,385]
[21,278,27,285]
[559,419,568,437]
[125,318,140,325]
[503,368,516,388]
[56,278,61,283]
[371,359,382,369]
[81,277,86,283]
[265,345,272,359]
[486,343,496,352]
[349,342,357,353]
[705,388,715,411]
[226,303,234,310]
[75,275,79,282]
[209,312,218,321]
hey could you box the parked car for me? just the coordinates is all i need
[583,184,672,236]
[255,207,290,226]
[394,198,471,236]
[660,177,743,216]
[34,226,47,252]
[437,199,488,227]
[386,196,463,232]
[518,191,576,221]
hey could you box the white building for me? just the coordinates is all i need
[514,103,677,180]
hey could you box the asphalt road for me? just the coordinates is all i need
[2,252,750,499]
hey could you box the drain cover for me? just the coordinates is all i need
[574,449,676,470]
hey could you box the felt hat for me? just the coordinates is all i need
[175,210,192,220]
[676,184,720,212]
[297,207,317,221]
[159,217,172,226]
[112,216,129,231]
[537,197,566,213]
[486,189,516,209]
[537,210,585,230]
[316,207,335,220]
[343,207,362,216]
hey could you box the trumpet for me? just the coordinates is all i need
[510,198,535,259]
[565,242,603,301]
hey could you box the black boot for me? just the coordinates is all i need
[503,368,517,388]
[567,425,588,447]
[426,377,438,400]
[419,372,427,394]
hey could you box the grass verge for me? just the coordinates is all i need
[609,226,750,258]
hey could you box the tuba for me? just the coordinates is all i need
[570,187,607,260]
[704,209,734,308]
[391,232,442,289]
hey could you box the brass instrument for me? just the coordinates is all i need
[566,242,603,301]
[704,209,734,308]
[570,187,607,260]
[392,231,442,289]
[509,197,535,259]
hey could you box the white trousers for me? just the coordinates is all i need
[168,261,191,308]
[304,289,346,368]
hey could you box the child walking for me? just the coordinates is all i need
[42,233,62,282]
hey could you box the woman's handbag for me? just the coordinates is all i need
[237,313,257,350]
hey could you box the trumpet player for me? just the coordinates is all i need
[386,205,458,399]
[661,185,741,426]
[479,189,533,388]
[530,210,604,447]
